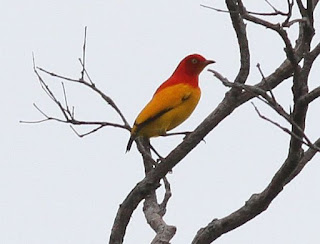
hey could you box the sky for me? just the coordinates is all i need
[1,0,320,243]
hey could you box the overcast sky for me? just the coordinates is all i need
[1,1,320,243]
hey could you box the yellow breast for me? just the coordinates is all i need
[132,83,201,138]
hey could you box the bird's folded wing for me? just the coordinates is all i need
[134,83,196,128]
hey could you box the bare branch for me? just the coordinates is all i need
[33,28,130,129]
[33,103,51,119]
[70,124,108,138]
[80,26,87,81]
[79,58,94,85]
[143,192,176,244]
[33,66,71,121]
[159,177,172,216]
[109,39,305,243]
[201,1,290,17]
[191,148,302,244]
[139,139,175,244]
[27,5,316,243]
[285,137,320,184]
[296,0,306,15]
[256,63,278,105]
[37,66,130,128]
[23,107,128,130]
[29,56,130,137]
[299,86,320,104]
[192,78,317,244]
[283,17,308,27]
[308,41,320,60]
[61,82,71,116]
[251,102,320,152]
[209,69,317,151]
[226,0,250,86]
[264,0,279,12]
[110,137,175,244]
[282,0,294,26]
[200,4,231,14]
[37,67,80,83]
[237,1,297,66]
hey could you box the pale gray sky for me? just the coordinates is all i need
[1,1,320,243]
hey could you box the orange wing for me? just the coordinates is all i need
[126,83,200,151]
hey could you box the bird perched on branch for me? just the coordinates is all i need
[126,54,215,152]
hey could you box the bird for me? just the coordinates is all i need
[126,54,215,152]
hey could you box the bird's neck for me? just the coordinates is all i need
[155,73,199,94]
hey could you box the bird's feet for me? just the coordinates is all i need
[161,131,192,139]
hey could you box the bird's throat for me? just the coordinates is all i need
[155,74,199,94]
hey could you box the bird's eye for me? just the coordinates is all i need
[191,58,198,64]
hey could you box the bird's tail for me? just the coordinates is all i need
[126,135,135,152]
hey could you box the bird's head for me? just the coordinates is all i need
[174,54,215,77]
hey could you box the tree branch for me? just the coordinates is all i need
[226,0,250,86]
[37,66,130,128]
[109,1,312,242]
[80,26,87,81]
[237,1,298,66]
[285,137,320,184]
[28,29,131,139]
[191,136,315,244]
[251,102,319,152]
[143,192,176,244]
[299,86,320,104]
[29,3,320,243]
[110,137,176,244]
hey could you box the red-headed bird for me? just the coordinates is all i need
[126,54,215,152]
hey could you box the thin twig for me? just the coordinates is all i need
[23,107,128,130]
[236,2,298,66]
[256,63,277,102]
[283,0,294,26]
[70,124,105,138]
[200,4,232,14]
[201,3,288,16]
[38,67,83,83]
[33,64,71,121]
[37,66,130,128]
[61,82,71,115]
[210,69,319,152]
[252,102,320,152]
[33,103,50,118]
[80,26,87,81]
[79,59,94,85]
[265,0,280,12]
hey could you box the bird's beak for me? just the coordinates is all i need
[200,60,215,72]
[204,60,215,66]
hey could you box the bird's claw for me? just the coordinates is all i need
[182,132,192,140]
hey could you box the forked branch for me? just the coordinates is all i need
[25,30,130,138]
